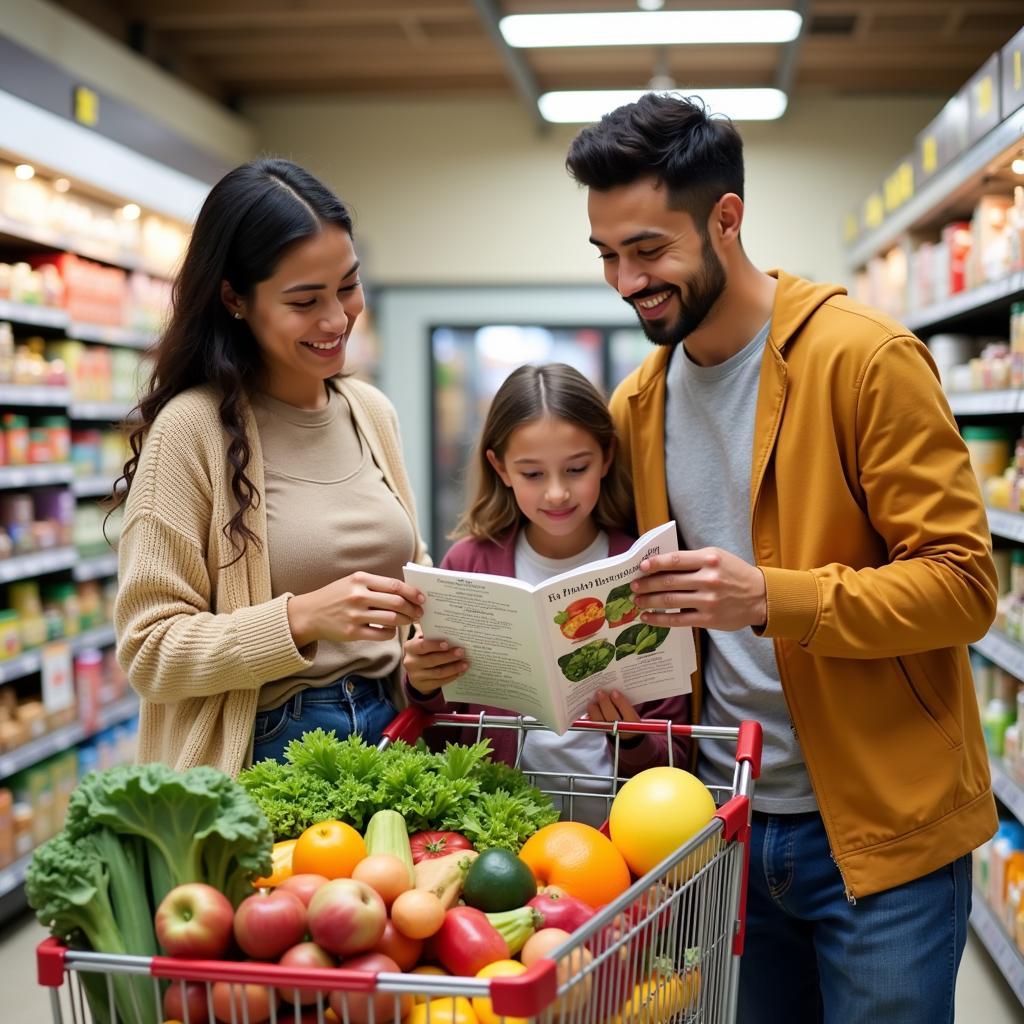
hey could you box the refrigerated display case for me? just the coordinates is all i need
[429,322,649,556]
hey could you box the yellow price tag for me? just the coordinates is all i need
[843,213,859,243]
[898,162,914,203]
[975,75,993,117]
[921,136,938,174]
[865,193,884,229]
[1015,50,1022,91]
[73,86,100,127]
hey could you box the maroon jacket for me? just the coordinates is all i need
[406,527,691,775]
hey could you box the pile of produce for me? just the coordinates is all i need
[237,730,560,852]
[26,741,719,1024]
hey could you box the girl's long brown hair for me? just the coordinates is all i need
[107,159,354,563]
[454,363,635,542]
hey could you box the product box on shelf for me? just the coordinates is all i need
[1001,26,1024,122]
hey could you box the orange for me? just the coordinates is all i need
[472,960,528,1024]
[292,819,366,879]
[608,768,716,878]
[410,965,449,1004]
[517,822,631,907]
[252,838,296,888]
[405,997,478,1024]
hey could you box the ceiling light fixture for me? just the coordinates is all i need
[121,203,141,220]
[53,178,71,193]
[1012,157,1024,175]
[500,9,802,48]
[14,164,35,180]
[538,88,789,124]
[637,0,666,10]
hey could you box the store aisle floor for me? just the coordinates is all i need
[0,911,1020,1022]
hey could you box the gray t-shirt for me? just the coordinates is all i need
[664,323,816,813]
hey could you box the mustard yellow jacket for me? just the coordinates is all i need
[609,270,998,898]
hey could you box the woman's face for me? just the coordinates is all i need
[229,223,364,407]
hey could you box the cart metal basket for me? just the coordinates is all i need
[37,708,762,1024]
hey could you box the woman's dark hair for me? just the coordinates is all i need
[566,92,745,235]
[110,158,353,561]
[454,363,635,543]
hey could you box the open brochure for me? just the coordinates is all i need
[403,521,696,734]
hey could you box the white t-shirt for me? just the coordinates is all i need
[514,530,616,828]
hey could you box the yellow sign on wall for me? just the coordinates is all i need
[73,86,100,127]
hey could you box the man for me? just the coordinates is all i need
[567,93,997,1024]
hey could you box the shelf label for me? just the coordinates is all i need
[843,212,859,243]
[974,75,994,118]
[921,136,938,175]
[41,641,74,715]
[864,192,884,229]
[73,86,100,128]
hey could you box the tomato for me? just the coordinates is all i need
[292,820,367,879]
[409,831,474,864]
[434,907,509,976]
[253,839,296,888]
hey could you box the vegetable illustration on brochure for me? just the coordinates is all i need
[403,521,696,734]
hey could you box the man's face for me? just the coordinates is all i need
[587,178,726,346]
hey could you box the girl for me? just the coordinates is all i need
[404,363,688,825]
[113,159,429,777]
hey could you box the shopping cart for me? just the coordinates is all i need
[37,708,762,1024]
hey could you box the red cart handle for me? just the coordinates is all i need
[736,719,763,779]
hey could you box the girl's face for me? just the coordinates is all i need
[487,415,612,559]
[223,223,364,408]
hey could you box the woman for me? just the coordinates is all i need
[112,158,428,777]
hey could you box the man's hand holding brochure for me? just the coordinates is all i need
[403,521,696,733]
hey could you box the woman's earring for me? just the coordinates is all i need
[233,312,243,320]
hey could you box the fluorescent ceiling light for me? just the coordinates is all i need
[500,10,802,48]
[539,89,788,123]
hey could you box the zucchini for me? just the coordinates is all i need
[364,809,415,884]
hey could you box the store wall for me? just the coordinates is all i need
[3,0,255,166]
[247,93,944,288]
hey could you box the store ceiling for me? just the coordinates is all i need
[54,1,1023,106]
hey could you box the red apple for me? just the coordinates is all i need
[277,941,336,1005]
[211,978,275,1023]
[307,879,387,958]
[233,890,307,960]
[330,952,411,1024]
[154,883,234,960]
[278,873,329,907]
[373,920,423,971]
[163,979,210,1023]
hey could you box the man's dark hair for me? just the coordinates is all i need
[566,93,745,233]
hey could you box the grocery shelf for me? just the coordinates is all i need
[0,691,135,782]
[990,757,1024,825]
[72,552,118,583]
[0,464,74,490]
[970,887,1024,1004]
[67,321,155,349]
[947,390,1024,415]
[904,271,1024,335]
[0,384,71,408]
[973,630,1024,682]
[987,508,1024,545]
[0,547,76,584]
[0,850,33,904]
[0,625,116,688]
[849,105,1024,269]
[72,475,114,499]
[68,401,133,422]
[0,300,68,330]
[0,215,170,280]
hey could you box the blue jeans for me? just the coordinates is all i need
[738,810,971,1024]
[252,676,395,763]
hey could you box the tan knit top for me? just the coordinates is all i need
[114,378,430,777]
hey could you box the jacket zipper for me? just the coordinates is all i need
[829,848,857,905]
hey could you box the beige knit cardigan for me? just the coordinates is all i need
[114,379,430,777]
